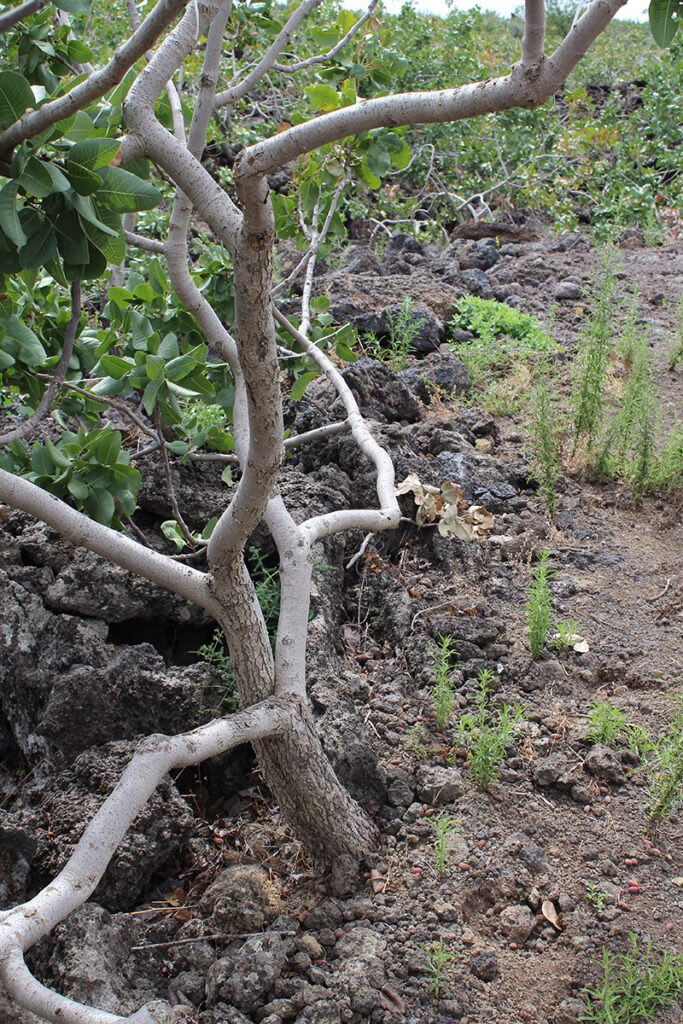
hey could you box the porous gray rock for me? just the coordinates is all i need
[554,281,582,300]
[470,950,499,981]
[498,904,536,944]
[333,927,387,960]
[200,865,279,933]
[533,752,570,787]
[206,933,291,1011]
[26,742,194,910]
[415,765,466,805]
[584,745,626,784]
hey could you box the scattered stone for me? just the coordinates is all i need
[498,904,536,945]
[554,281,582,300]
[200,865,280,933]
[470,950,499,981]
[584,745,626,784]
[205,934,291,1011]
[415,765,466,805]
[532,752,570,787]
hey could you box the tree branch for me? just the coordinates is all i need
[123,229,166,253]
[0,0,189,161]
[0,467,221,616]
[235,0,626,179]
[214,0,324,109]
[523,0,546,65]
[0,0,47,33]
[272,0,378,73]
[0,697,295,1024]
[0,282,81,446]
[272,307,400,544]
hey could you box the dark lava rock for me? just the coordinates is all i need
[533,752,570,787]
[339,359,422,422]
[0,812,35,906]
[554,281,582,300]
[399,352,471,402]
[458,240,499,272]
[200,865,279,933]
[461,268,493,298]
[470,950,499,981]
[327,854,360,897]
[415,765,466,805]
[206,934,292,1011]
[584,745,626,784]
[25,741,194,910]
[385,232,425,256]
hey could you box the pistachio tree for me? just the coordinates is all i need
[0,0,634,1020]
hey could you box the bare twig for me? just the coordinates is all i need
[0,0,47,32]
[273,0,378,72]
[646,578,672,603]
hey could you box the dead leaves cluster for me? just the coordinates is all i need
[396,474,495,542]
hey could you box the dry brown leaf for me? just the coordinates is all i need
[369,868,386,894]
[541,900,562,931]
[0,505,10,523]
[671,878,683,888]
[380,985,406,1014]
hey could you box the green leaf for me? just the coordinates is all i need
[66,161,103,196]
[335,339,358,362]
[45,437,71,469]
[0,72,34,130]
[4,316,46,365]
[221,465,233,486]
[161,519,187,552]
[306,84,341,112]
[83,487,115,525]
[53,0,92,14]
[54,210,89,264]
[67,476,90,500]
[0,183,27,248]
[145,353,165,380]
[69,138,121,171]
[143,376,163,414]
[81,206,124,264]
[649,0,681,45]
[168,440,190,455]
[93,430,121,466]
[19,218,57,269]
[16,157,55,198]
[98,354,134,379]
[0,349,15,370]
[31,445,56,475]
[67,39,94,64]
[71,194,118,237]
[96,167,162,212]
[43,162,71,193]
[290,371,319,401]
[358,161,381,190]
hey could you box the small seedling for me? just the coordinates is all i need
[431,811,459,875]
[645,700,683,831]
[580,934,683,1023]
[407,722,427,760]
[423,938,457,998]
[585,883,609,915]
[526,549,553,658]
[430,634,458,731]
[194,628,239,712]
[365,297,420,369]
[572,251,617,449]
[528,358,563,514]
[456,669,525,787]
[586,701,629,748]
[551,619,583,653]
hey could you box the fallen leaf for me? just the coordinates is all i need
[541,900,562,931]
[0,505,10,523]
[380,985,406,1014]
[369,869,386,894]
[671,878,683,887]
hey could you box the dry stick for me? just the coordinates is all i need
[0,282,82,446]
[156,408,202,546]
[130,929,297,951]
[646,578,672,603]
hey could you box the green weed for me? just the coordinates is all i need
[430,634,458,731]
[550,619,582,653]
[366,297,421,369]
[194,629,239,713]
[449,296,558,389]
[456,669,525,787]
[407,722,427,760]
[528,359,563,514]
[581,935,683,1023]
[585,884,609,915]
[423,938,457,999]
[586,701,629,747]
[572,252,617,448]
[526,550,553,658]
[667,296,683,370]
[645,698,683,831]
[431,811,459,875]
